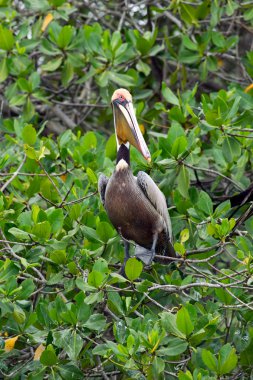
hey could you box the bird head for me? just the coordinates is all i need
[111,88,151,162]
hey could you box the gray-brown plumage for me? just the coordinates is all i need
[98,89,175,268]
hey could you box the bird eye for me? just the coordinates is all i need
[119,95,125,101]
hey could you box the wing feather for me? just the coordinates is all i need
[137,171,173,241]
[98,174,109,207]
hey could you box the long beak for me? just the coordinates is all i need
[113,100,151,162]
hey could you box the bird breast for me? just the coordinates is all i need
[104,167,164,248]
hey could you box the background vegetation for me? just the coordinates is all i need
[0,0,253,378]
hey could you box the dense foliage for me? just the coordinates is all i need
[0,0,253,378]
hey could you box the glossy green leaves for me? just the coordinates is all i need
[125,258,143,281]
[0,25,14,51]
[0,1,252,379]
[202,344,238,376]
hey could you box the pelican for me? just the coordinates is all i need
[98,89,175,271]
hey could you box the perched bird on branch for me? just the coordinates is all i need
[98,89,175,273]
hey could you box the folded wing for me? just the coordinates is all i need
[137,171,173,242]
[98,174,109,207]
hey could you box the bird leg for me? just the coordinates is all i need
[146,232,158,266]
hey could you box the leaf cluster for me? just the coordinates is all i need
[0,0,253,379]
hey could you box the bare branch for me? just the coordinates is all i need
[0,155,26,192]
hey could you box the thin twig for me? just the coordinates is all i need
[38,161,62,198]
[51,99,107,108]
[0,155,26,192]
[183,162,244,191]
[0,229,46,283]
[62,191,98,206]
[0,239,35,246]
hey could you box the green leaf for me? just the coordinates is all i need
[58,364,83,380]
[23,97,35,121]
[180,3,199,26]
[29,72,40,90]
[92,343,109,356]
[178,371,193,380]
[96,221,115,243]
[222,136,241,163]
[42,57,63,71]
[0,260,19,282]
[32,221,51,240]
[240,335,253,367]
[17,279,35,299]
[88,270,104,288]
[83,131,97,150]
[202,349,218,372]
[152,357,165,377]
[215,287,233,305]
[213,200,231,218]
[218,344,238,375]
[40,348,57,366]
[157,338,188,356]
[162,83,180,106]
[18,78,31,92]
[9,94,27,106]
[57,25,74,48]
[244,7,253,21]
[8,227,32,240]
[174,242,186,256]
[105,134,117,160]
[47,208,64,234]
[61,62,74,86]
[50,250,66,264]
[226,96,241,120]
[226,0,239,16]
[84,314,107,331]
[24,144,37,160]
[50,0,66,6]
[0,58,8,82]
[160,312,186,339]
[24,144,50,161]
[97,71,109,87]
[136,60,151,76]
[180,229,189,243]
[13,304,26,324]
[86,167,97,185]
[22,125,37,145]
[177,165,190,198]
[108,71,136,87]
[171,136,187,158]
[212,31,226,48]
[182,36,199,51]
[81,225,102,243]
[66,331,83,360]
[176,307,194,337]
[111,31,121,51]
[93,258,108,274]
[167,124,185,147]
[107,291,124,315]
[197,191,213,216]
[85,291,103,305]
[59,129,73,148]
[0,25,14,51]
[179,51,201,64]
[125,258,143,281]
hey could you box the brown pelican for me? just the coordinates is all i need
[98,89,175,270]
